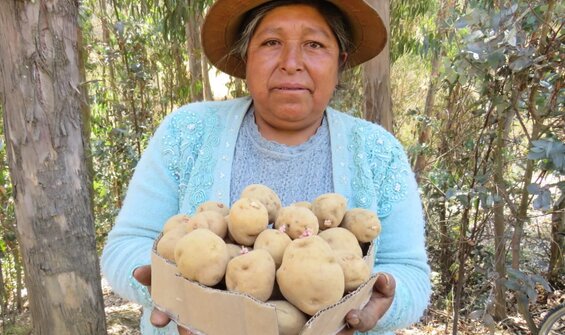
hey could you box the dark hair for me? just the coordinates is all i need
[230,0,353,70]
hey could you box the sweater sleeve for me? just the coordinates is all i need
[360,138,432,334]
[101,112,182,307]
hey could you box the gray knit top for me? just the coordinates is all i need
[230,107,333,206]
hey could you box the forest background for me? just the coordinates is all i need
[0,0,563,334]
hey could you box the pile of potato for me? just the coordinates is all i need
[156,184,381,335]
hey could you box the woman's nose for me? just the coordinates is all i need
[279,44,303,74]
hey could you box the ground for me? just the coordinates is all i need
[3,278,562,334]
[103,277,142,335]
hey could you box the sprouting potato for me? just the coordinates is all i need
[276,235,345,315]
[226,243,250,261]
[225,249,276,302]
[191,210,228,239]
[311,193,347,230]
[228,197,269,246]
[156,227,187,262]
[174,229,229,286]
[334,250,371,292]
[162,213,191,234]
[274,206,319,240]
[241,184,282,223]
[341,208,382,243]
[253,228,292,268]
[269,300,308,335]
[318,227,362,258]
[196,200,230,217]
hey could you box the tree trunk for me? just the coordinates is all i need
[548,196,565,286]
[185,7,204,101]
[0,1,107,334]
[452,206,471,335]
[413,0,453,180]
[363,0,392,132]
[202,57,213,101]
[492,111,510,321]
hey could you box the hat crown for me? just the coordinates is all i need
[202,0,387,79]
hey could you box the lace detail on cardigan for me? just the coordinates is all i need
[349,123,410,217]
[161,106,222,211]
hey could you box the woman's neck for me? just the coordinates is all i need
[253,112,324,146]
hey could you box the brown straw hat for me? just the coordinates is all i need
[201,0,387,79]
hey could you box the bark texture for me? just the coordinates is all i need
[0,1,106,334]
[363,0,392,132]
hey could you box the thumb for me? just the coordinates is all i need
[373,272,395,298]
[133,265,152,286]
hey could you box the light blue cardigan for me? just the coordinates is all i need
[101,97,431,334]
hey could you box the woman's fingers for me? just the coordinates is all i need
[150,308,172,327]
[132,264,152,286]
[344,273,396,332]
[178,326,194,335]
[132,265,173,328]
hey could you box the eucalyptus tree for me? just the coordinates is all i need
[363,0,436,131]
[429,1,563,333]
[0,1,106,333]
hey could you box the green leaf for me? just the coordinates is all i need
[533,189,552,211]
[487,50,505,69]
[527,183,541,194]
[527,151,545,160]
[455,14,476,28]
[530,274,552,292]
[509,56,532,72]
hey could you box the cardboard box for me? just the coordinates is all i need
[151,234,377,335]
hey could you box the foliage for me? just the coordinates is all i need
[80,0,205,247]
[390,0,437,62]
[417,0,564,331]
[0,0,563,333]
[0,106,24,330]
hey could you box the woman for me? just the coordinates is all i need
[101,0,431,334]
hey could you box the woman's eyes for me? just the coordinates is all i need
[261,40,325,49]
[306,41,324,49]
[262,39,280,47]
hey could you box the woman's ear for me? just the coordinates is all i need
[339,52,349,68]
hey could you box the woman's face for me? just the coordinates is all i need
[245,4,343,136]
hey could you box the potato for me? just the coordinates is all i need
[226,243,248,261]
[311,193,347,230]
[162,214,191,234]
[341,208,382,243]
[276,236,345,315]
[228,197,269,246]
[225,249,276,302]
[291,201,312,210]
[241,184,282,223]
[318,227,362,258]
[334,251,371,292]
[156,227,187,261]
[253,228,292,268]
[196,200,230,217]
[174,229,229,286]
[269,300,308,335]
[191,210,228,239]
[274,206,319,240]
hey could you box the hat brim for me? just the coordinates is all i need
[201,0,387,79]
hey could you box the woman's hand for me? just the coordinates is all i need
[337,273,396,335]
[134,266,394,335]
[132,265,193,335]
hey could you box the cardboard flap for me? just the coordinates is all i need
[152,252,279,335]
[151,234,378,335]
[299,273,378,335]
